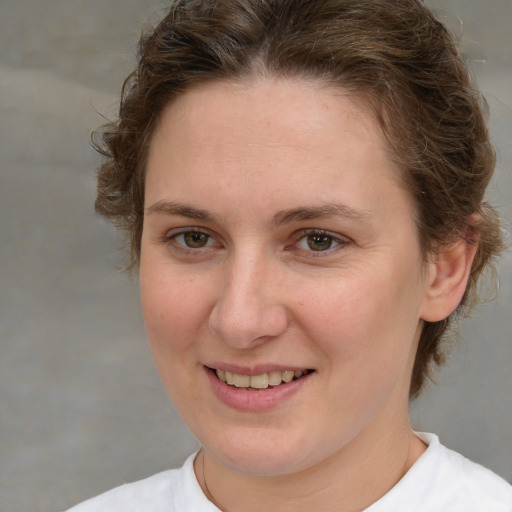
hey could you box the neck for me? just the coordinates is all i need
[195,422,426,512]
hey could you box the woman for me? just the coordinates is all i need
[68,0,512,510]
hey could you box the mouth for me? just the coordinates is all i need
[208,367,314,391]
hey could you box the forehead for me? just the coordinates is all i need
[155,77,379,139]
[148,77,398,173]
[145,77,412,221]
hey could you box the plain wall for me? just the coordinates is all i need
[1,1,510,510]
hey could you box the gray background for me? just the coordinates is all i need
[0,1,510,511]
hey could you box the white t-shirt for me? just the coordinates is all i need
[66,433,512,511]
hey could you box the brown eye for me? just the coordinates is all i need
[294,230,347,254]
[165,228,221,255]
[182,231,210,248]
[306,234,333,251]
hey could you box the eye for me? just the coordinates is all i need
[294,230,348,253]
[299,234,336,251]
[167,229,215,249]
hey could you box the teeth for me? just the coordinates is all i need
[215,369,308,389]
[282,370,294,382]
[250,374,268,389]
[233,373,250,388]
[268,371,282,386]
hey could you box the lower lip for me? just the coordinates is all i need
[205,368,312,412]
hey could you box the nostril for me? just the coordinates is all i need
[208,299,289,349]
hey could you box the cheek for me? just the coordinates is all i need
[295,264,423,369]
[295,273,422,430]
[140,265,212,405]
[140,264,211,354]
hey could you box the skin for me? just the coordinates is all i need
[139,77,476,511]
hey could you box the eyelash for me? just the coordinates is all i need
[163,228,220,253]
[289,229,350,256]
[162,228,350,256]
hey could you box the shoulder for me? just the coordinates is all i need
[368,433,512,512]
[64,452,219,512]
[65,468,181,512]
[431,435,512,509]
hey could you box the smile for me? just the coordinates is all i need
[205,365,315,410]
[214,368,312,390]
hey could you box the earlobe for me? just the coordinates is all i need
[420,239,478,322]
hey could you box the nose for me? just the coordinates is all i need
[208,251,289,349]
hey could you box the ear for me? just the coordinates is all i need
[420,238,478,322]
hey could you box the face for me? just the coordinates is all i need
[140,78,433,476]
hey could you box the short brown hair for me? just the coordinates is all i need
[94,0,504,398]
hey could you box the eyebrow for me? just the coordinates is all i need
[146,200,373,225]
[145,201,221,223]
[272,204,374,226]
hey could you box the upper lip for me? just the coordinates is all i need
[205,363,313,376]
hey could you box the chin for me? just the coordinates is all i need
[204,428,320,477]
[214,449,302,477]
